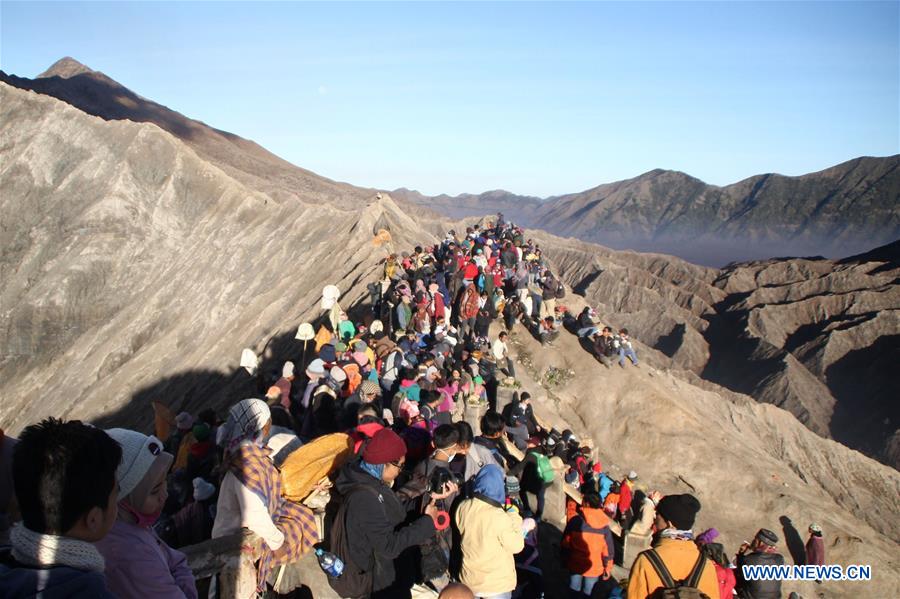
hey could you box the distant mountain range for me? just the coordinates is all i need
[394,156,900,266]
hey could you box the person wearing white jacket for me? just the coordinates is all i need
[211,399,283,549]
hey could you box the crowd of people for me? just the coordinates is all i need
[0,215,822,599]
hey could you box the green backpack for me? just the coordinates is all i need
[642,549,711,599]
[532,451,555,484]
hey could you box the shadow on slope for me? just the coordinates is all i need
[826,335,900,467]
[91,301,379,433]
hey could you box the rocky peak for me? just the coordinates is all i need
[38,56,95,79]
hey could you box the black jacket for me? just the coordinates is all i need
[593,336,617,357]
[736,551,785,599]
[334,461,436,594]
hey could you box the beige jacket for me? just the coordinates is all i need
[456,496,525,595]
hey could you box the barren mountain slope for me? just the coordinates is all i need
[0,81,429,432]
[536,232,900,468]
[504,311,900,598]
[401,157,900,265]
[0,57,376,209]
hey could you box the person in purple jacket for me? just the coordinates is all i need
[95,428,198,599]
[805,523,825,568]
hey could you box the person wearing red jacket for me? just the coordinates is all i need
[462,260,479,281]
[618,471,637,529]
[458,284,480,340]
[699,541,737,599]
[561,492,614,598]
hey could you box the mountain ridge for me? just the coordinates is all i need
[1,60,899,598]
[397,156,899,266]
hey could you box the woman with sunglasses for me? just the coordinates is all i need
[94,429,197,599]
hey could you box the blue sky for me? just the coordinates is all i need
[1,1,898,197]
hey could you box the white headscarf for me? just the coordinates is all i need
[220,398,271,453]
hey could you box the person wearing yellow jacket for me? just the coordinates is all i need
[455,464,533,599]
[626,493,719,599]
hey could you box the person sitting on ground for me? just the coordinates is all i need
[213,399,317,593]
[626,493,718,599]
[0,419,122,598]
[735,528,785,599]
[561,492,614,598]
[456,464,535,599]
[95,429,197,599]
[615,329,639,368]
[533,316,554,347]
[592,328,617,368]
[576,307,600,338]
[333,428,448,598]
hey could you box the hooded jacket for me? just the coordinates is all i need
[561,505,614,577]
[333,461,435,593]
[455,465,524,596]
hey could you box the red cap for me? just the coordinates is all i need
[363,428,407,465]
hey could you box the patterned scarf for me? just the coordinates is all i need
[10,523,105,572]
[229,442,317,592]
[658,528,695,542]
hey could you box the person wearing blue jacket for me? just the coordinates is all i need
[0,418,122,598]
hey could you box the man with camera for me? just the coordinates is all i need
[395,424,463,588]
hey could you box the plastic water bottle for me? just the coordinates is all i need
[315,547,344,578]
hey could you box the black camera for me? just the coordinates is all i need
[428,466,462,494]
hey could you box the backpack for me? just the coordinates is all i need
[642,549,711,599]
[555,281,566,299]
[327,485,379,598]
[532,451,555,484]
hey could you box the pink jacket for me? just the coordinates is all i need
[95,519,197,599]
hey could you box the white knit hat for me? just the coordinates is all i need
[306,358,326,376]
[106,429,167,499]
[283,361,295,378]
[330,365,347,383]
[193,477,216,502]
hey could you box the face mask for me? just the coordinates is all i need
[120,501,162,529]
